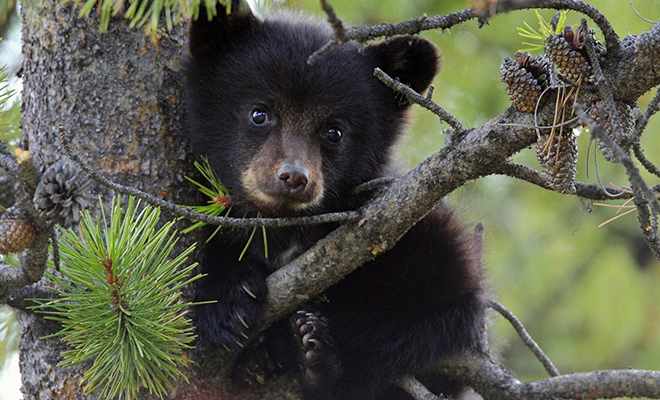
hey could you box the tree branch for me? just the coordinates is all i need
[309,0,620,64]
[576,105,660,260]
[435,352,660,400]
[488,299,560,377]
[373,68,465,135]
[396,376,445,400]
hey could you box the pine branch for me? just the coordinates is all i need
[31,196,201,400]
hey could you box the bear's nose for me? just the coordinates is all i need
[276,163,309,193]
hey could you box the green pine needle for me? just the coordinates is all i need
[181,156,231,239]
[62,0,231,35]
[31,195,204,400]
[182,158,269,259]
[0,60,15,109]
[517,10,569,53]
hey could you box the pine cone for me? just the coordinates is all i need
[501,52,553,112]
[0,207,37,254]
[33,161,93,227]
[635,23,660,61]
[537,130,578,194]
[588,101,635,163]
[545,26,605,82]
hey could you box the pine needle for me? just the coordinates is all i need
[30,195,205,400]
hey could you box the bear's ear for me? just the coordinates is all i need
[365,36,440,98]
[189,0,259,60]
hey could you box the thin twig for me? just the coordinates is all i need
[576,105,660,260]
[633,142,660,179]
[629,0,658,24]
[488,299,560,377]
[633,88,660,140]
[58,127,362,229]
[374,68,465,135]
[319,0,347,43]
[496,160,640,201]
[309,0,620,64]
[576,106,660,216]
[396,376,445,400]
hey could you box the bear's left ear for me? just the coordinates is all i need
[365,36,440,97]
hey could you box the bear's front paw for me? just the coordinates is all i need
[291,310,341,389]
[195,276,267,349]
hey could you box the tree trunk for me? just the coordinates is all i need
[18,1,300,398]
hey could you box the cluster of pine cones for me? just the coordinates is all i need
[499,25,608,194]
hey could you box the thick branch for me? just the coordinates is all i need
[435,352,660,400]
[261,101,548,329]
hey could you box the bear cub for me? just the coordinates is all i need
[185,1,486,399]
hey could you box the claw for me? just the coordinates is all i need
[308,338,320,349]
[222,343,231,351]
[235,340,245,348]
[242,282,258,299]
[237,312,250,329]
[240,331,250,340]
[302,332,313,346]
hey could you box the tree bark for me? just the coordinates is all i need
[18,1,300,398]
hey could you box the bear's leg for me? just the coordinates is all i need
[194,256,268,349]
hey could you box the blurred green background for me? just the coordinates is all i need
[1,0,660,398]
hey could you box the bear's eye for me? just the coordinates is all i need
[250,109,270,126]
[325,128,342,143]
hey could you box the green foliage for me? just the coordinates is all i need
[517,10,568,52]
[182,157,268,259]
[0,61,14,108]
[65,0,233,35]
[32,196,203,400]
[181,156,231,239]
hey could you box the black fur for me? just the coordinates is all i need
[185,3,486,399]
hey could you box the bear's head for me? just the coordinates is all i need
[185,1,439,216]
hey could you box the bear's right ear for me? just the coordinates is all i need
[189,0,259,60]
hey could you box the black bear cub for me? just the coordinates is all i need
[185,1,486,399]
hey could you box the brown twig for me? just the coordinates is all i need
[374,68,465,135]
[576,105,660,260]
[488,300,560,377]
[309,0,620,64]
